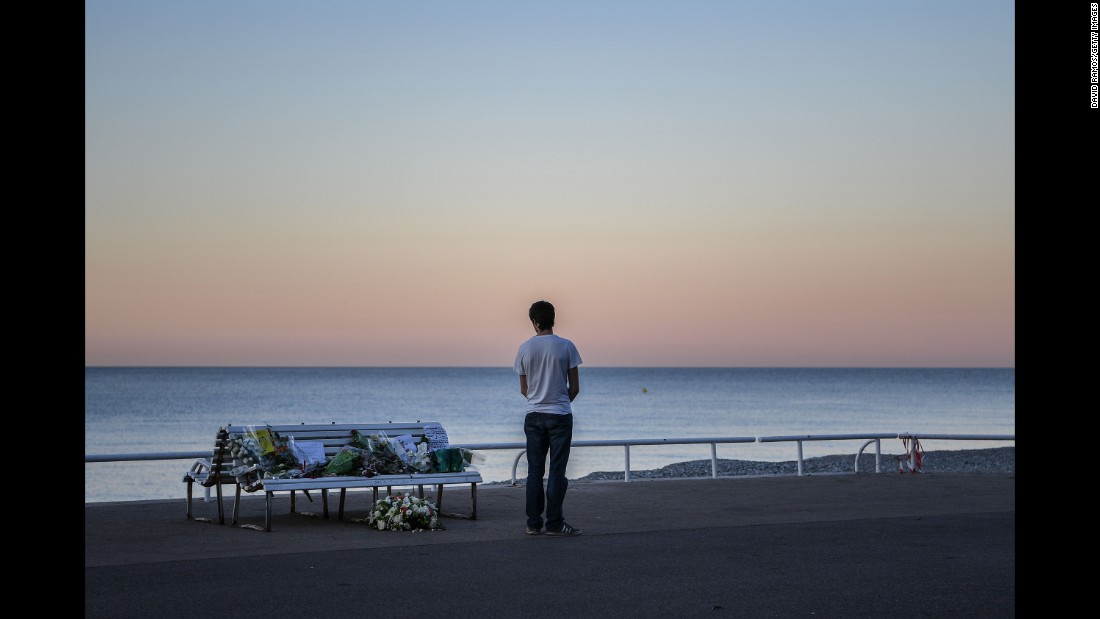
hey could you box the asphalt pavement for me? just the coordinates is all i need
[85,472,1015,618]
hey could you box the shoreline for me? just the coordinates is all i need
[488,446,1014,485]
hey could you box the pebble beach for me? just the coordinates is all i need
[572,446,1015,481]
[488,446,1015,485]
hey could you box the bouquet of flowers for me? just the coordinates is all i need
[227,425,304,481]
[364,493,443,531]
[322,445,365,476]
[351,430,413,475]
[432,447,483,473]
[401,440,434,473]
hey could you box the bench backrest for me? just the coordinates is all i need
[222,422,446,463]
[198,427,238,486]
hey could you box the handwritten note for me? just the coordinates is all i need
[290,439,328,466]
[423,423,449,451]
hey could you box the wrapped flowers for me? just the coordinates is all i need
[226,426,484,492]
[361,493,443,531]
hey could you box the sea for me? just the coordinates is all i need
[85,367,1015,503]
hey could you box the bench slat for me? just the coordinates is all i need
[226,423,437,434]
[258,472,482,492]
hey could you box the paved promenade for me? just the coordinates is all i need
[86,472,1014,618]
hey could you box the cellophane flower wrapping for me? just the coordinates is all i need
[432,447,484,473]
[322,445,365,476]
[365,493,443,531]
[404,441,434,473]
[227,425,304,489]
[357,431,411,475]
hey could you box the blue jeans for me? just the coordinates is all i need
[524,412,573,531]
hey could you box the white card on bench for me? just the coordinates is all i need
[290,439,328,466]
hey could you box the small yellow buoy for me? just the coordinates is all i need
[641,387,647,393]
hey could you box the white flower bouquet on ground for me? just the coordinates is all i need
[361,493,443,531]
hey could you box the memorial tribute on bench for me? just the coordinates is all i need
[184,422,484,531]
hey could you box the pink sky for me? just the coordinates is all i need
[84,196,1014,366]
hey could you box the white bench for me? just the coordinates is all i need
[183,427,237,524]
[185,422,482,532]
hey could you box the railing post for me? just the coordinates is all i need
[710,443,718,479]
[511,450,526,486]
[797,440,804,476]
[624,445,631,482]
[855,439,885,474]
[875,439,881,474]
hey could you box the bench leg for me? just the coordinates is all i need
[265,491,273,532]
[373,487,379,503]
[290,490,296,513]
[338,489,347,520]
[437,483,477,520]
[322,489,330,519]
[471,483,477,520]
[435,484,444,511]
[186,481,193,519]
[216,478,225,525]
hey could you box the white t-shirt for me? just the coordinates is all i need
[513,334,583,415]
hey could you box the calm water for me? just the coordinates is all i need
[85,367,1015,503]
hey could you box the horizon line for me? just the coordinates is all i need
[85,364,1016,370]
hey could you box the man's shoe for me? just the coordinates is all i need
[526,527,543,535]
[545,523,581,536]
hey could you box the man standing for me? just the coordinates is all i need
[514,300,582,536]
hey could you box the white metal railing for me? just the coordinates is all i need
[87,432,1015,497]
[498,436,758,484]
[754,433,1016,476]
[502,432,1014,484]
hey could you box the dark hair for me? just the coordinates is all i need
[529,300,555,330]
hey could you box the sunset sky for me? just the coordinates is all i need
[85,1,1015,368]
